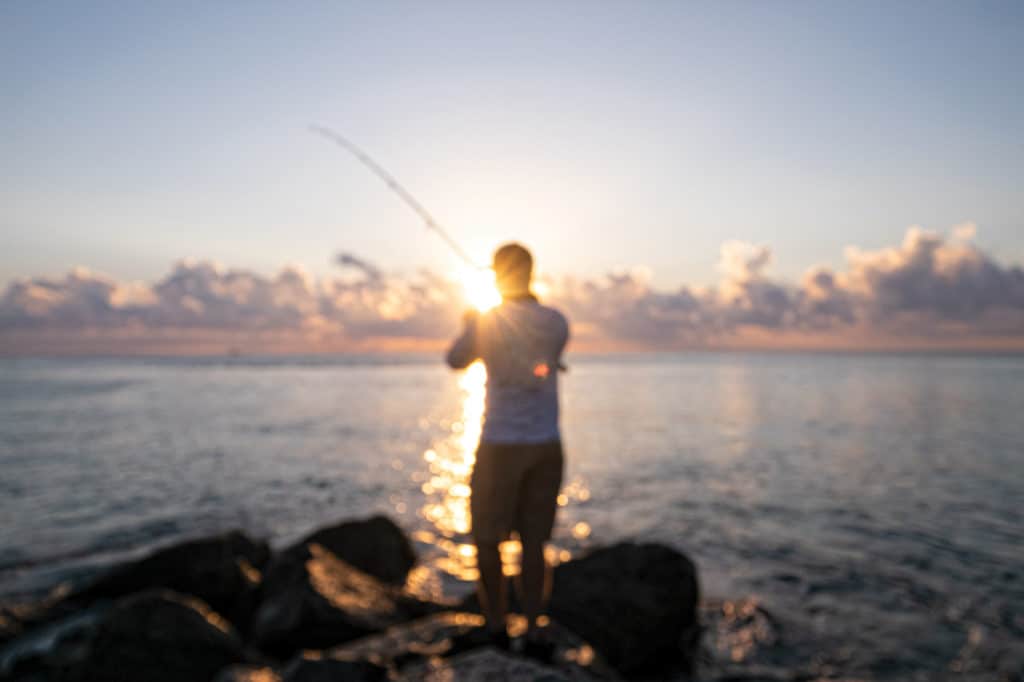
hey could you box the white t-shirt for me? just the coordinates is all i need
[446,298,569,444]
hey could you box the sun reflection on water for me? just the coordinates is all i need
[416,360,591,586]
[416,361,486,582]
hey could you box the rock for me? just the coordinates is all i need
[548,543,700,679]
[59,590,254,682]
[247,515,421,654]
[213,665,282,682]
[289,516,416,586]
[67,530,270,631]
[251,543,442,656]
[280,652,387,682]
[327,612,620,681]
[0,607,24,646]
[397,647,600,682]
[0,594,71,649]
[327,611,485,666]
[211,654,388,682]
[0,604,104,679]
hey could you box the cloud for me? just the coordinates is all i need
[843,227,1024,326]
[0,257,463,354]
[145,260,320,329]
[1,268,130,328]
[2,226,1023,354]
[551,225,1024,349]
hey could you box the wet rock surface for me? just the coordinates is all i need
[68,530,270,630]
[0,609,23,647]
[251,543,442,656]
[213,665,282,682]
[327,611,485,666]
[279,653,388,682]
[0,605,105,681]
[398,647,596,682]
[0,591,79,650]
[5,530,270,641]
[290,516,415,587]
[57,590,254,682]
[328,612,620,681]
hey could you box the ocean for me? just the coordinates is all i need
[1,353,1022,680]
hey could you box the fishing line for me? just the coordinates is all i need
[309,125,481,269]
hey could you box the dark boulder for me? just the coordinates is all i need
[288,516,415,586]
[59,590,254,682]
[548,543,700,678]
[251,543,442,657]
[66,530,270,631]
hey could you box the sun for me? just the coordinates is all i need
[459,266,502,312]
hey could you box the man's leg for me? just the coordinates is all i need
[518,536,551,633]
[469,442,513,635]
[475,539,507,633]
[515,441,564,636]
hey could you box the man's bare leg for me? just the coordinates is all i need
[475,540,507,634]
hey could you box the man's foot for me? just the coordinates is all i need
[446,626,511,657]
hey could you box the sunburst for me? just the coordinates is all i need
[459,267,502,312]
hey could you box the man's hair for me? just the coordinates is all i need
[492,243,533,293]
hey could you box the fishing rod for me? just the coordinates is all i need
[312,125,568,374]
[309,125,480,269]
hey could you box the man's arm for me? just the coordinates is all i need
[445,310,479,369]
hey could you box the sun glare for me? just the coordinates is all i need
[460,267,502,312]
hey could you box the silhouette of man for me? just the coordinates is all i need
[446,243,570,652]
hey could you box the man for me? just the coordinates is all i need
[446,243,570,655]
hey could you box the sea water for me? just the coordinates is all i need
[1,353,1021,679]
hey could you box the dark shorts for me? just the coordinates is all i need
[470,440,564,546]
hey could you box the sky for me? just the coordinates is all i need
[2,1,1023,353]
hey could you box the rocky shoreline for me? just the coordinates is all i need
[0,516,700,681]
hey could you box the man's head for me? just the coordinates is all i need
[492,243,533,298]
